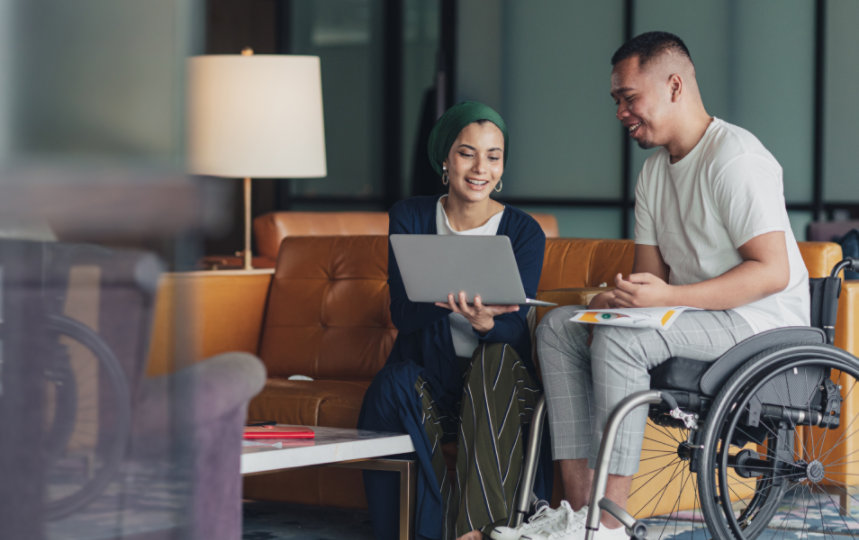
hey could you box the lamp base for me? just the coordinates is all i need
[242,176,253,270]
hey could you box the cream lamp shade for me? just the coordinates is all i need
[186,52,326,268]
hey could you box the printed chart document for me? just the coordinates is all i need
[569,306,698,330]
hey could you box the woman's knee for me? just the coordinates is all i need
[471,342,516,372]
[359,363,419,430]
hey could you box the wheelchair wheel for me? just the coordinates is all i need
[628,417,711,539]
[42,314,131,520]
[697,344,859,540]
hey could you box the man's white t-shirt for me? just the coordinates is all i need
[634,117,809,333]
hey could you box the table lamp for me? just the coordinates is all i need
[187,49,327,269]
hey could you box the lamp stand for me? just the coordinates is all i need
[241,176,252,270]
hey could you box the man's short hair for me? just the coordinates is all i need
[611,31,692,67]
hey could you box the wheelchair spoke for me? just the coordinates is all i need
[654,465,695,539]
[634,458,708,540]
[637,452,683,465]
[816,410,859,464]
[629,459,685,502]
[809,483,833,534]
[763,480,808,535]
[641,435,686,452]
[813,447,859,470]
[644,423,690,446]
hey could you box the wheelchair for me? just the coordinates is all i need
[41,313,132,519]
[511,257,859,540]
[0,239,159,520]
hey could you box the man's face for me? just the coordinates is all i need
[610,55,672,150]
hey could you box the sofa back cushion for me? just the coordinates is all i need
[539,238,842,292]
[259,235,842,381]
[254,212,390,261]
[253,210,561,264]
[539,238,635,290]
[259,235,396,380]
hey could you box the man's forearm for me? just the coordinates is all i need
[669,259,789,310]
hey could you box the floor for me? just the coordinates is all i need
[241,492,859,539]
[242,500,375,540]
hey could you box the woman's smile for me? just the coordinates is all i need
[466,177,489,187]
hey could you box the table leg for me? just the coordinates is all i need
[337,458,416,540]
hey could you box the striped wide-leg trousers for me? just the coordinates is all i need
[420,342,541,538]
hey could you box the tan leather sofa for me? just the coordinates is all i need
[251,210,561,268]
[147,232,858,515]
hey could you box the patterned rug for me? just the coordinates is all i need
[638,488,859,539]
[240,489,859,539]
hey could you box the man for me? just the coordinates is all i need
[493,31,809,540]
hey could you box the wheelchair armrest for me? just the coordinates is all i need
[698,326,825,396]
[650,357,711,393]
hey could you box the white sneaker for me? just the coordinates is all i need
[520,503,586,539]
[522,505,629,540]
[490,501,577,540]
[592,524,628,540]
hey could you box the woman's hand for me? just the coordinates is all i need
[435,291,519,334]
[588,290,617,309]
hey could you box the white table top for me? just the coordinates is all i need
[241,425,415,475]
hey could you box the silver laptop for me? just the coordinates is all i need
[389,234,556,307]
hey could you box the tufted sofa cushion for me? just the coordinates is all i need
[258,235,396,382]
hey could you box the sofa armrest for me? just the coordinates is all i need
[147,271,273,376]
[836,281,859,357]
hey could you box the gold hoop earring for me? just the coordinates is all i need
[442,167,449,186]
[494,179,503,193]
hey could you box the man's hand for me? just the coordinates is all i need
[435,291,519,334]
[612,272,674,308]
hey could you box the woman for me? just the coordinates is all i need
[358,101,550,540]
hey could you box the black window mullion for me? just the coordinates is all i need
[382,0,404,210]
[812,0,826,221]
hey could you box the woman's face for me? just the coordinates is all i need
[443,121,504,204]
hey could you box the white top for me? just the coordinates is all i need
[634,118,809,333]
[436,195,505,356]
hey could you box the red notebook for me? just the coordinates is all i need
[243,426,315,439]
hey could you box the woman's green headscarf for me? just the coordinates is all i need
[426,101,509,177]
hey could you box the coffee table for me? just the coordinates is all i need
[241,425,416,540]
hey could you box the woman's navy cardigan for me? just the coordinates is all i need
[386,195,546,414]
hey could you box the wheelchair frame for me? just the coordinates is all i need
[510,257,859,540]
